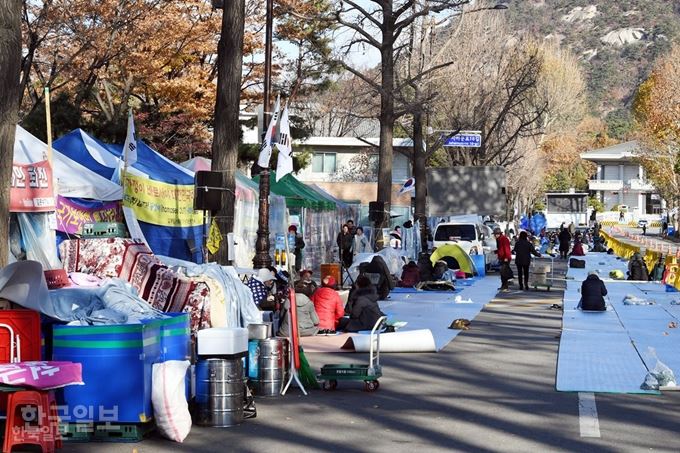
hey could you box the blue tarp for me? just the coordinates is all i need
[53,129,203,263]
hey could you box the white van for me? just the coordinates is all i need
[432,221,497,269]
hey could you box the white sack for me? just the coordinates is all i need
[152,360,192,442]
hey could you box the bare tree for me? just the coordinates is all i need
[211,0,246,264]
[397,8,586,238]
[0,0,22,267]
[331,150,379,182]
[329,0,469,239]
[295,75,377,137]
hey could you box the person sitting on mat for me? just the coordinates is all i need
[432,260,456,284]
[399,260,421,287]
[247,268,276,308]
[278,291,319,337]
[338,275,385,332]
[311,275,345,334]
[578,271,608,311]
[294,269,318,298]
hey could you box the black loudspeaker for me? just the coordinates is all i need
[194,171,223,211]
[368,201,385,223]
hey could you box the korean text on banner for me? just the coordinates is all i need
[10,160,55,212]
[55,196,123,235]
[123,174,203,227]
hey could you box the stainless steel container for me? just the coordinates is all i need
[247,323,273,340]
[252,338,289,396]
[195,358,244,427]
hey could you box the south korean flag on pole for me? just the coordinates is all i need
[112,109,137,185]
[122,109,138,169]
[275,105,293,181]
[398,177,416,194]
[257,95,281,169]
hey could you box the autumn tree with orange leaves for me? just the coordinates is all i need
[633,44,680,217]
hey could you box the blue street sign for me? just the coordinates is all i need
[442,131,482,148]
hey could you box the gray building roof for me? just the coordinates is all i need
[580,141,640,161]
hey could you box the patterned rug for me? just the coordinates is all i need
[60,238,210,332]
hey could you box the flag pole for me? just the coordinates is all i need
[44,87,52,164]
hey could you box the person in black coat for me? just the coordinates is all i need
[338,275,385,332]
[513,231,541,290]
[628,252,650,281]
[336,224,354,270]
[558,227,572,259]
[579,271,608,311]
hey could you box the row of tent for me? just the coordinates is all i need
[12,126,355,270]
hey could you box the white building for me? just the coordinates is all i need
[580,141,662,215]
[294,136,412,183]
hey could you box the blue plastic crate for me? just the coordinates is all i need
[156,313,191,361]
[52,321,160,423]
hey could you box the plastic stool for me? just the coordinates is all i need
[41,391,62,449]
[3,390,58,453]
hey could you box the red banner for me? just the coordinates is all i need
[10,160,55,212]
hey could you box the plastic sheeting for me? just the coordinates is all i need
[299,203,358,272]
[0,261,50,312]
[17,213,61,270]
[347,247,406,282]
[158,256,262,328]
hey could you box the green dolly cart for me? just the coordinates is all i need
[318,316,386,392]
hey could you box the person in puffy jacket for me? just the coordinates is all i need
[399,261,421,287]
[339,275,384,332]
[628,252,650,281]
[278,291,319,337]
[494,227,512,291]
[311,275,345,334]
[579,271,608,311]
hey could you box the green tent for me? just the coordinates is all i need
[252,171,336,211]
[430,244,478,275]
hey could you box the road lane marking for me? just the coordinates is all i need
[578,392,601,438]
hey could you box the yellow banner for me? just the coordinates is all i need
[123,174,203,227]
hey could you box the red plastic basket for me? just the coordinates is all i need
[44,269,70,289]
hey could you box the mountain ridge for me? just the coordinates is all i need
[506,0,680,135]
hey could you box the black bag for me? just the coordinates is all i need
[569,258,585,268]
[500,262,514,279]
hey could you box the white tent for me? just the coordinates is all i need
[14,126,122,201]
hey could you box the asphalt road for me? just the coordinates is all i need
[59,260,680,453]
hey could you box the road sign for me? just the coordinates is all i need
[442,131,482,148]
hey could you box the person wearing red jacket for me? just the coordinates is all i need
[311,275,345,334]
[494,227,512,291]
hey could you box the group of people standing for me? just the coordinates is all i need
[336,220,373,271]
[495,228,542,292]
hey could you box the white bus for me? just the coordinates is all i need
[544,192,589,230]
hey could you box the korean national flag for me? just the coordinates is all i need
[257,95,281,168]
[398,177,416,194]
[275,106,293,181]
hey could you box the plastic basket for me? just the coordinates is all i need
[44,269,70,289]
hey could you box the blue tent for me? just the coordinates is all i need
[53,129,203,262]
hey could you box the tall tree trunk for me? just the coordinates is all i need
[0,0,22,267]
[376,9,394,246]
[211,0,245,264]
[412,109,428,253]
